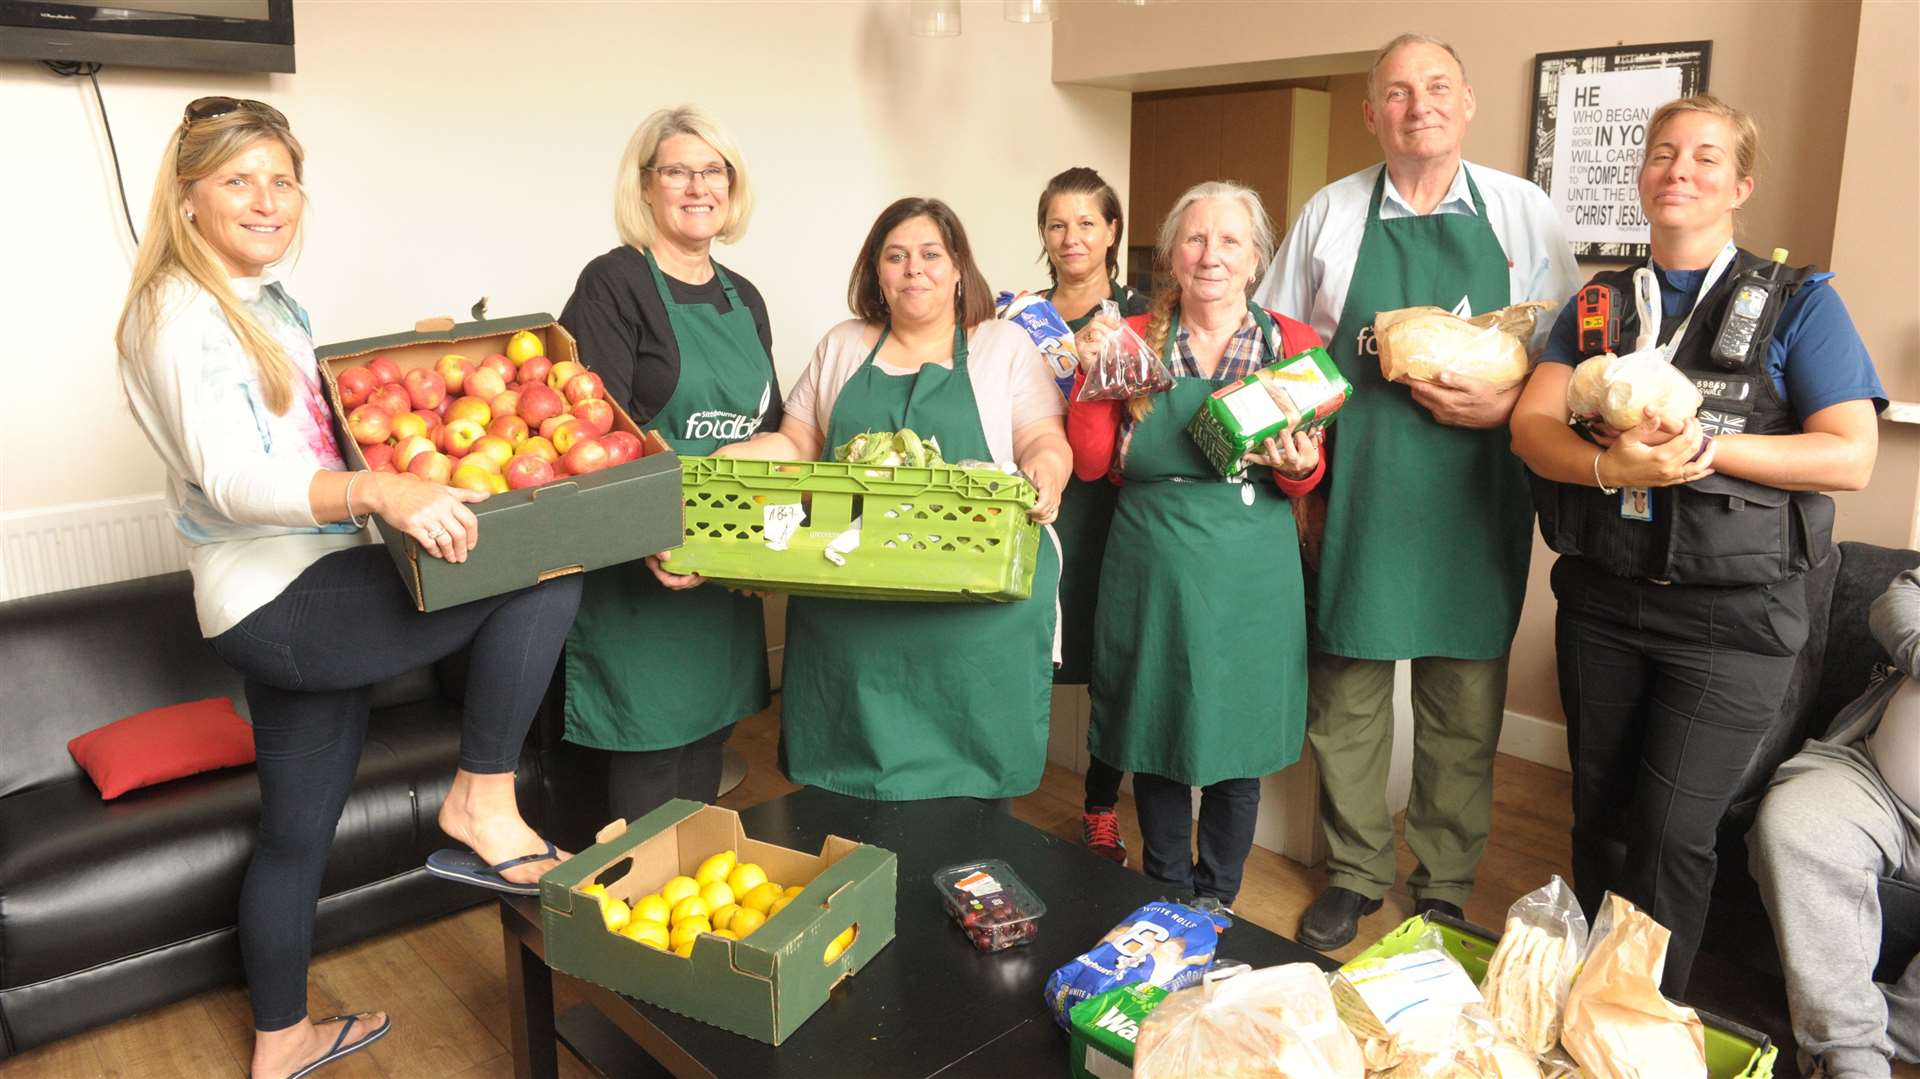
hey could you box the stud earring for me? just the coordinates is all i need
[185,210,196,222]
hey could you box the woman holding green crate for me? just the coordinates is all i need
[559,106,781,825]
[1030,166,1149,865]
[719,197,1070,803]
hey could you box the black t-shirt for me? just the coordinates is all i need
[558,244,782,431]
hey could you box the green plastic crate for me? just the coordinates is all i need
[1352,914,1777,1079]
[665,456,1042,601]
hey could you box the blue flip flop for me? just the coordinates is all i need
[425,840,558,895]
[250,1012,391,1079]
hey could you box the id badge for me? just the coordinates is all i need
[1620,487,1654,522]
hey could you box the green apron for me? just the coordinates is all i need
[1089,306,1308,787]
[1314,166,1529,660]
[562,251,771,750]
[780,326,1061,799]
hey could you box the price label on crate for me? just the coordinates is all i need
[763,503,805,551]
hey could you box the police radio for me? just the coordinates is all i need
[1710,248,1790,372]
[1575,284,1621,355]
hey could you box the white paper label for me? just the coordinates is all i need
[763,503,805,551]
[824,515,862,567]
[1222,379,1286,433]
[952,870,1001,897]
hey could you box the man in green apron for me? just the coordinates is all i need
[1254,33,1582,949]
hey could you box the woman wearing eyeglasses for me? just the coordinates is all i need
[115,98,580,1079]
[557,107,781,824]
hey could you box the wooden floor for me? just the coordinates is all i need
[3,699,1912,1078]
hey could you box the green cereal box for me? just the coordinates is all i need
[1068,983,1169,1079]
[1186,346,1352,477]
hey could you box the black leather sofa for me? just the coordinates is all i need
[0,570,600,1059]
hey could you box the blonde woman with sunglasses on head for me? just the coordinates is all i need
[115,98,582,1079]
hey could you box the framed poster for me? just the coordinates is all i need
[1526,41,1712,260]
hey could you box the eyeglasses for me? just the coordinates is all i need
[645,164,733,191]
[182,96,289,130]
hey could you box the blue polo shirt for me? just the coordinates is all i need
[1540,265,1886,421]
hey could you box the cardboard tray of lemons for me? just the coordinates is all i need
[540,799,896,1045]
[1355,913,1776,1079]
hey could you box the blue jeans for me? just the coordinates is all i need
[210,544,581,1030]
[1131,772,1262,903]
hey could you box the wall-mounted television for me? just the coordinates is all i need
[0,0,293,73]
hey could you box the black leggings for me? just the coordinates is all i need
[209,545,581,1031]
[605,722,737,824]
[1084,756,1125,811]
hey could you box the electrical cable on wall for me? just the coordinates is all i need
[45,60,140,247]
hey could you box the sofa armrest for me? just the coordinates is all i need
[1879,875,1920,984]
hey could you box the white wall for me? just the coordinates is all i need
[0,0,1130,515]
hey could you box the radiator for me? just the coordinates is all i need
[0,495,187,602]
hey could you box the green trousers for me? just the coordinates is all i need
[1306,650,1510,905]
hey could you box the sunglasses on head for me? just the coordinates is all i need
[181,96,289,130]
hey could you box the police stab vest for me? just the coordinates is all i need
[1530,248,1833,586]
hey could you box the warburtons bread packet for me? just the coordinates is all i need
[1043,900,1228,1028]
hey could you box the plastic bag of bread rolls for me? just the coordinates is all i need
[1480,876,1590,1056]
[1374,301,1552,390]
[1566,349,1703,430]
[1134,963,1365,1079]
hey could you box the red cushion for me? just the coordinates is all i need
[67,697,256,800]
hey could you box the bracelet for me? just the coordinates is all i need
[344,470,372,528]
[1592,452,1618,495]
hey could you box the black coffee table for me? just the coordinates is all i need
[499,787,1337,1079]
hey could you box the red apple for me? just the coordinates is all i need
[569,397,615,437]
[489,389,522,422]
[408,450,454,485]
[550,418,592,455]
[346,405,393,446]
[562,371,605,405]
[488,414,531,444]
[446,396,492,427]
[517,384,566,428]
[368,383,411,417]
[480,353,518,384]
[367,355,402,386]
[546,360,584,392]
[434,396,452,418]
[360,442,394,471]
[517,436,559,463]
[434,354,475,394]
[560,437,612,476]
[538,414,570,440]
[504,453,557,490]
[337,365,377,410]
[466,366,508,402]
[516,355,553,387]
[392,434,437,472]
[437,418,486,457]
[411,408,443,431]
[403,368,447,410]
[601,431,644,464]
[468,435,515,471]
[389,412,431,444]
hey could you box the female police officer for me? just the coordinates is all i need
[1510,94,1884,997]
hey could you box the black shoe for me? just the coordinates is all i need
[1414,897,1464,921]
[1297,886,1382,951]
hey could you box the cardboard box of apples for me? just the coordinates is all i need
[316,313,683,611]
[541,800,897,1046]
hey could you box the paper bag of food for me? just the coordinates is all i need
[1566,349,1703,430]
[1481,875,1589,1055]
[1374,301,1552,390]
[1560,893,1706,1079]
[1135,962,1365,1079]
[1361,1009,1545,1079]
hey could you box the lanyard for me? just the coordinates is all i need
[1635,240,1736,362]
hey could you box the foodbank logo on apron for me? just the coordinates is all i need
[1353,295,1475,356]
[683,382,771,443]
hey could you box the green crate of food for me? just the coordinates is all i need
[664,456,1042,601]
[1354,914,1776,1079]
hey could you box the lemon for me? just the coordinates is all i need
[695,850,737,887]
[742,881,784,915]
[505,330,545,364]
[670,896,710,925]
[580,883,608,900]
[822,925,857,964]
[784,884,805,897]
[661,876,700,907]
[768,894,796,917]
[710,903,741,931]
[672,939,695,958]
[726,863,768,896]
[632,894,671,925]
[600,898,631,934]
[729,908,766,937]
[699,881,735,910]
[711,929,740,941]
[620,921,669,950]
[669,917,711,950]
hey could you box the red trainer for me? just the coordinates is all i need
[1081,807,1128,866]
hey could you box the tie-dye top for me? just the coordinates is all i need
[120,272,368,637]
